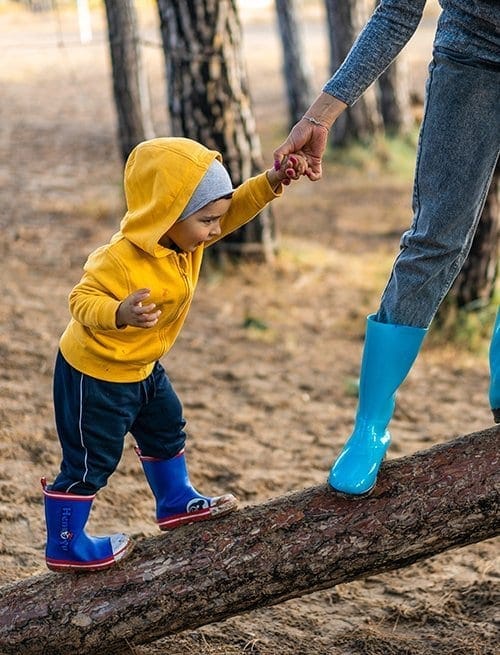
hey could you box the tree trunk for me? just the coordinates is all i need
[373,0,413,135]
[156,0,276,262]
[104,0,154,163]
[274,0,314,130]
[21,0,52,11]
[447,162,499,309]
[1,426,499,655]
[378,57,413,134]
[324,0,382,146]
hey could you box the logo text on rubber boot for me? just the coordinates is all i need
[59,506,74,550]
[187,498,209,513]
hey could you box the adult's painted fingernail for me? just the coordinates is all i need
[274,160,281,171]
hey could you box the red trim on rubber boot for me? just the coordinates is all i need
[157,494,238,530]
[134,446,185,462]
[40,477,96,501]
[158,506,214,530]
[45,539,133,573]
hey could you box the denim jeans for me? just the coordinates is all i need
[377,50,500,328]
[51,352,187,494]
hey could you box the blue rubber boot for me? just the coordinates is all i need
[136,448,238,530]
[42,478,133,572]
[489,308,500,423]
[328,314,427,495]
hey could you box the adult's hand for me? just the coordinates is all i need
[273,119,329,181]
[273,92,348,182]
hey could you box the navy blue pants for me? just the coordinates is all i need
[51,351,187,494]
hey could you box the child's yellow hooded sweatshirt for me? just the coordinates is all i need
[59,137,282,382]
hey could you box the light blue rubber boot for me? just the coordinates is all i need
[328,314,427,495]
[136,448,238,530]
[42,478,132,572]
[489,308,500,423]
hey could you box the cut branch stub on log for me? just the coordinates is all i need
[0,426,498,655]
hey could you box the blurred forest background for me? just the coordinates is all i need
[0,1,498,654]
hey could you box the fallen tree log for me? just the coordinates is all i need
[0,425,498,655]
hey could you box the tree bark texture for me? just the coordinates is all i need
[373,0,413,135]
[377,57,413,135]
[324,0,382,146]
[23,0,52,11]
[0,426,498,655]
[156,0,276,261]
[274,0,314,129]
[447,161,499,309]
[104,0,154,163]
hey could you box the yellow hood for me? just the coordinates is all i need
[120,137,221,258]
[59,138,282,382]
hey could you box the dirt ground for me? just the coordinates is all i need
[0,2,498,654]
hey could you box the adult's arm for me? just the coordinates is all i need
[274,0,428,179]
[324,0,428,105]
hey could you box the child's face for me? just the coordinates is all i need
[160,197,232,252]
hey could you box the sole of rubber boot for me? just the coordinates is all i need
[328,451,389,498]
[158,494,238,531]
[331,485,376,499]
[46,537,134,573]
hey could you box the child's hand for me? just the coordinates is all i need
[116,289,161,329]
[266,154,307,190]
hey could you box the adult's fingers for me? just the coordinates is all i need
[306,164,323,181]
[273,136,295,168]
[273,121,314,164]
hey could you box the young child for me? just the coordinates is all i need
[42,136,305,572]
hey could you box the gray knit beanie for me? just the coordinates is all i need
[178,159,234,221]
